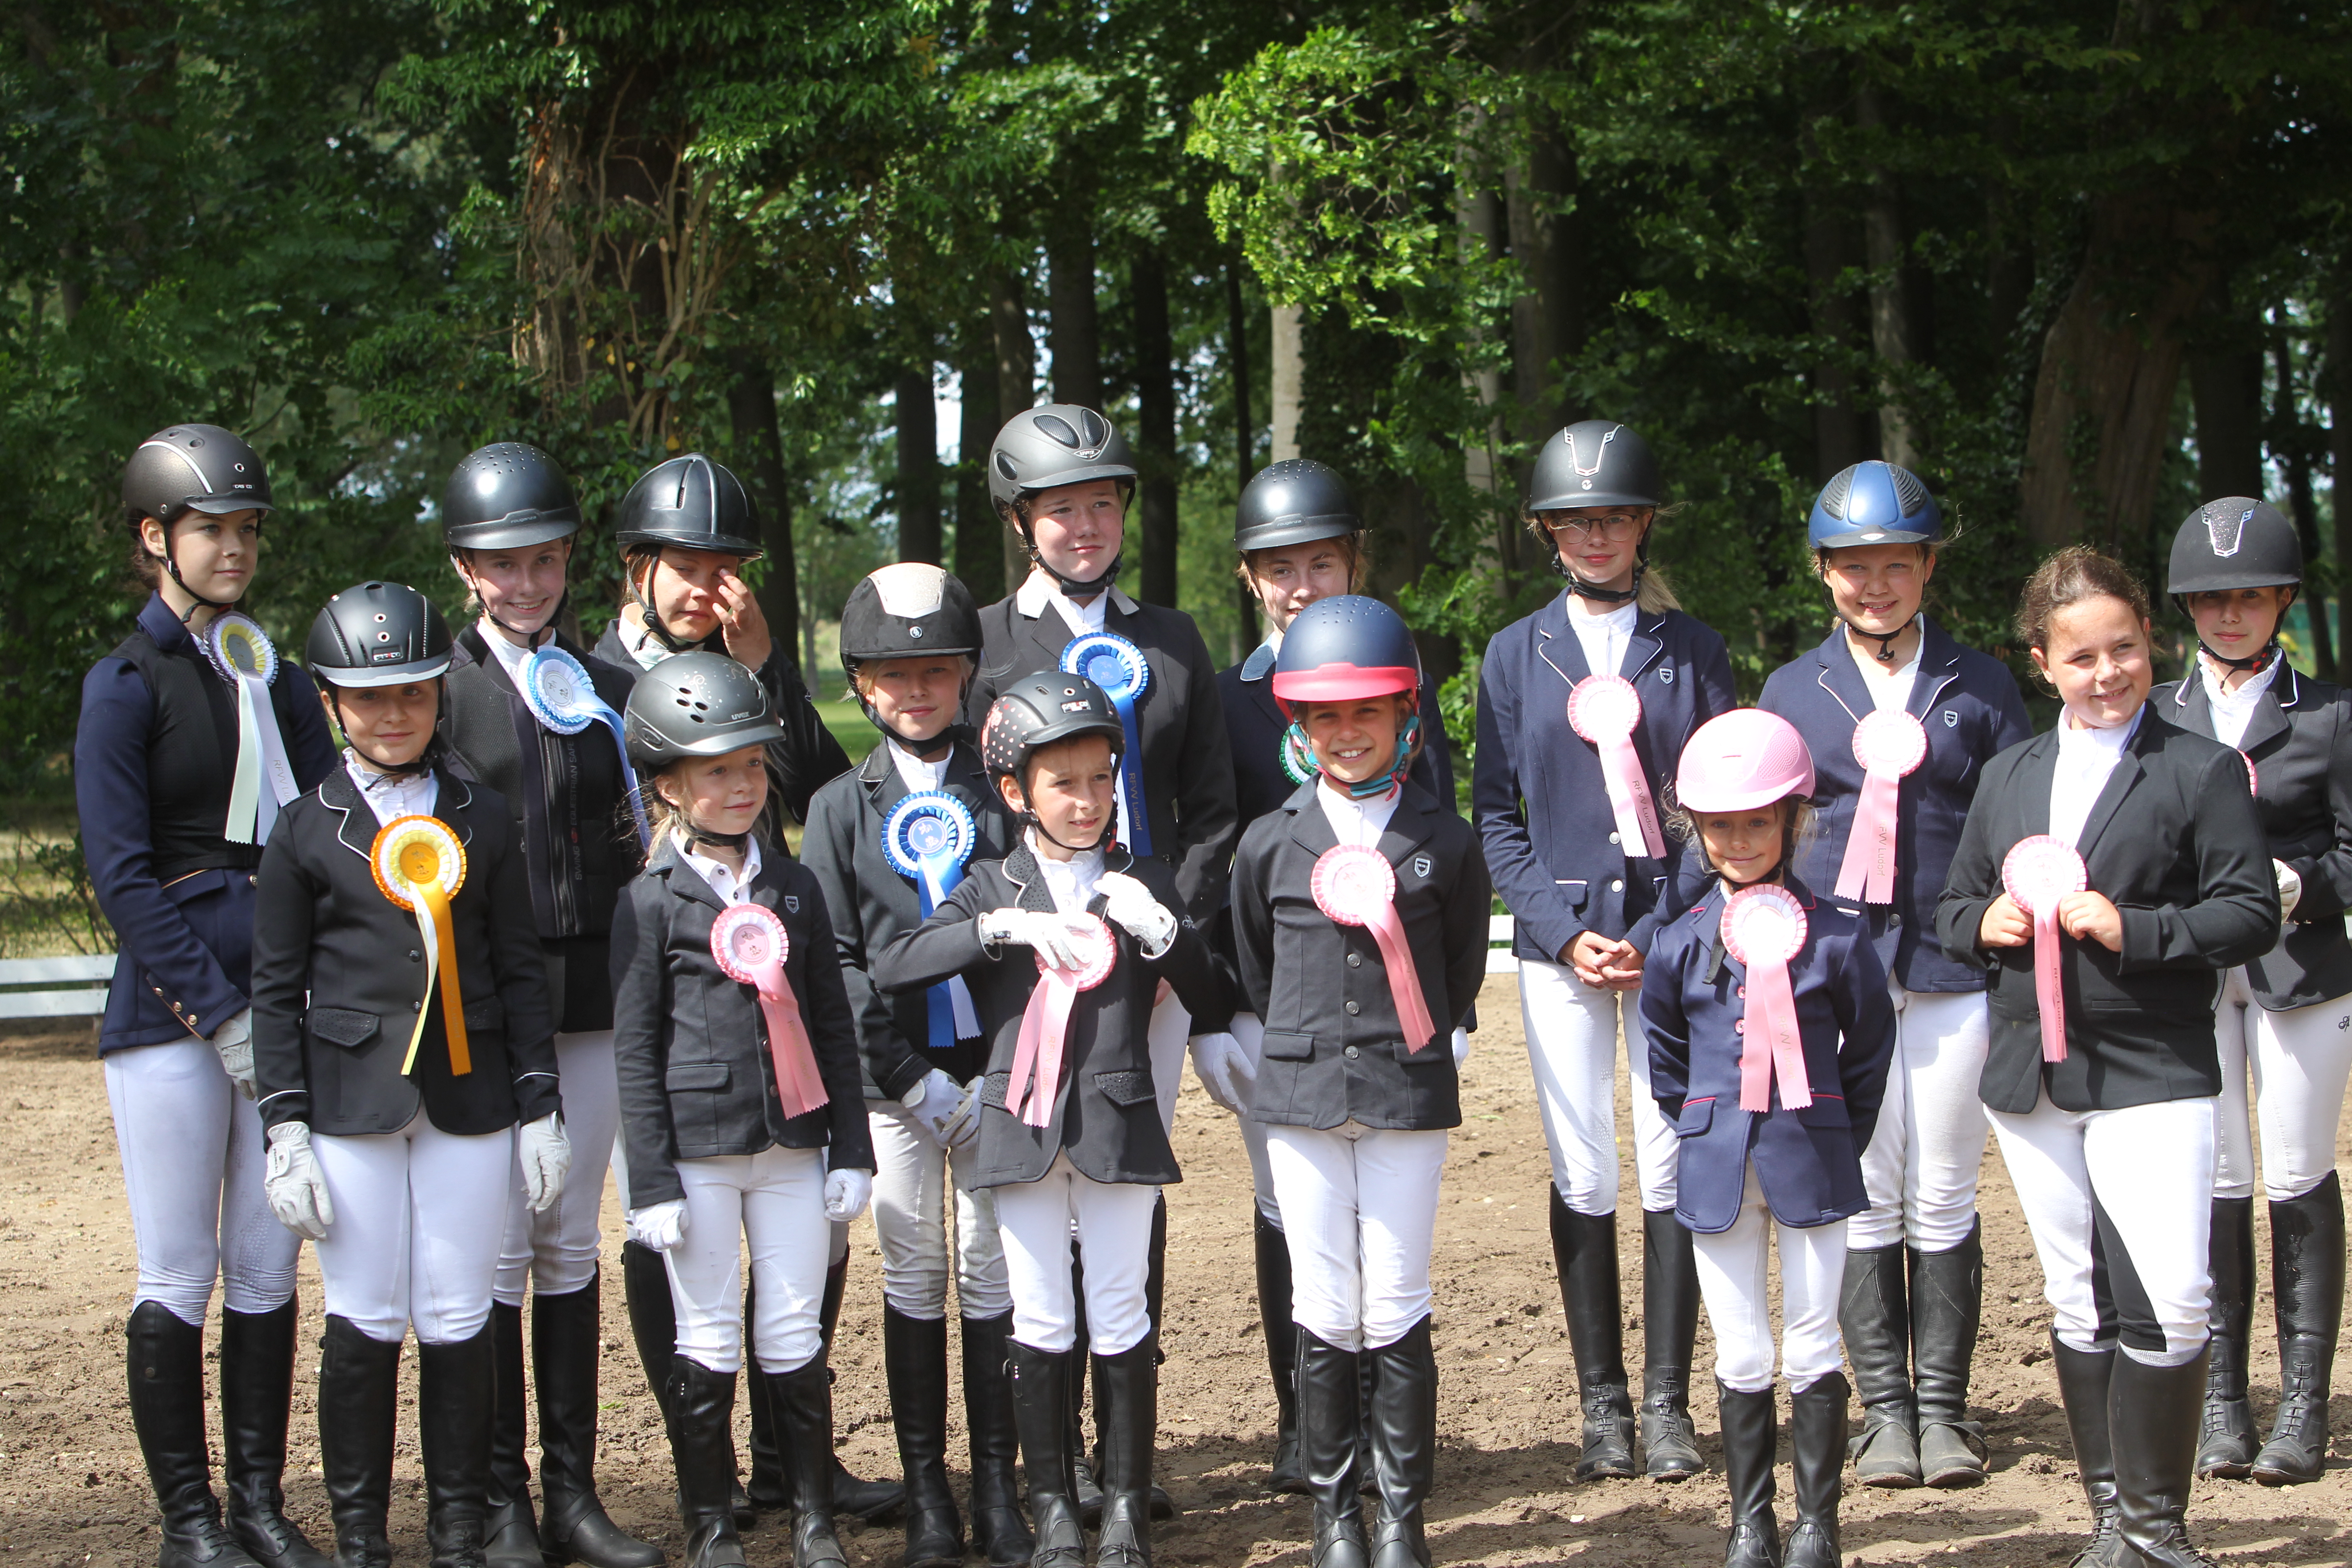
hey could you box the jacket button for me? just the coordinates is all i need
[1608,832,1620,845]
[1611,879,1624,892]
[1346,952,1362,968]
[1736,985,1746,999]
[248,874,259,887]
[1888,913,1902,927]
[1343,1045,1360,1060]
[1344,1000,1360,1016]
[1734,1018,1745,1034]
[408,950,423,962]
[412,1001,423,1014]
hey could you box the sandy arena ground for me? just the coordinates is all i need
[2,975,2346,1566]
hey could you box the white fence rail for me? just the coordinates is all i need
[0,954,116,1019]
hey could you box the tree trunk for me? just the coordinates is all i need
[2333,302,2352,684]
[1458,167,1506,511]
[727,353,800,676]
[955,313,1004,603]
[1853,84,1918,469]
[992,264,1035,591]
[895,364,942,565]
[1227,260,1259,662]
[1131,248,1179,607]
[1269,305,1304,463]
[1505,125,1576,442]
[1801,98,1866,484]
[1048,225,1100,411]
[2189,344,2265,500]
[2272,335,2330,674]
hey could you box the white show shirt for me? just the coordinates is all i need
[2047,708,2142,850]
[344,753,439,828]
[1565,597,1638,679]
[682,834,765,906]
[1030,832,1107,913]
[2199,654,2281,751]
[1317,780,1401,847]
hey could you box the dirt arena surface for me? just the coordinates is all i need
[3,975,2346,1567]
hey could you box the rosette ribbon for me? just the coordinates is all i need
[1061,634,1152,855]
[1279,724,1316,787]
[710,903,831,1118]
[1311,845,1436,1051]
[203,614,299,846]
[1005,914,1116,1127]
[1567,675,1666,859]
[1835,710,1928,905]
[370,816,471,1077]
[522,645,651,847]
[2004,835,2087,1065]
[1720,884,1810,1112]
[882,791,984,1049]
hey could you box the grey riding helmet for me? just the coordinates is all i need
[623,652,790,770]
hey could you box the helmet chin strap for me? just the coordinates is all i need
[331,681,444,778]
[1031,539,1125,598]
[154,518,256,624]
[627,557,700,654]
[2180,589,2294,674]
[461,559,566,650]
[858,669,973,756]
[1288,708,1421,800]
[1841,613,1912,665]
[687,824,750,851]
[1550,538,1647,604]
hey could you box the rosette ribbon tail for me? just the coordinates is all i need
[1362,905,1437,1051]
[1007,972,1079,1127]
[1597,734,1666,859]
[402,879,471,1077]
[223,674,267,846]
[1109,691,1152,856]
[1747,956,1809,1110]
[757,985,832,1118]
[2033,908,2068,1064]
[1835,764,1903,904]
[593,714,653,848]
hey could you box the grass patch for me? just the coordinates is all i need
[0,801,113,960]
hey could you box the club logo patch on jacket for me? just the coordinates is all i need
[1413,854,1433,879]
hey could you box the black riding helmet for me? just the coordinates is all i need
[123,424,275,616]
[981,671,1126,849]
[622,652,791,771]
[614,453,763,652]
[306,582,454,775]
[988,405,1138,594]
[1235,459,1361,554]
[442,442,581,551]
[1526,420,1664,604]
[839,563,984,747]
[2168,498,2301,672]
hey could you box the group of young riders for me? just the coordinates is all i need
[79,400,2346,1568]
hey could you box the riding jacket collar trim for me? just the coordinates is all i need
[1807,618,1961,729]
[2168,657,2301,756]
[320,764,476,862]
[1281,776,1440,864]
[2011,702,2164,855]
[1533,593,1667,689]
[1001,837,1136,918]
[1014,568,1137,621]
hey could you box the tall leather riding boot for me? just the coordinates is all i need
[2050,1332,2124,1568]
[625,1238,749,1525]
[750,1259,905,1521]
[1837,1243,1920,1488]
[318,1317,399,1568]
[1639,1209,1703,1482]
[1254,1211,1306,1495]
[483,1302,541,1568]
[1548,1191,1633,1480]
[2254,1171,2344,1486]
[1297,1329,1369,1568]
[2109,1346,2213,1568]
[418,1325,498,1568]
[1911,1220,1989,1488]
[1008,1340,1087,1568]
[822,1255,907,1519]
[1068,1245,1103,1524]
[662,1356,747,1568]
[219,1301,331,1568]
[1091,1337,1158,1568]
[535,1279,663,1567]
[885,1307,965,1568]
[1089,1201,1176,1522]
[128,1300,259,1568]
[2194,1198,2257,1479]
[1715,1382,1780,1568]
[765,1358,852,1568]
[961,1313,1034,1568]
[1782,1371,1847,1568]
[1365,1319,1437,1568]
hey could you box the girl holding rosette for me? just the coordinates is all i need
[1472,419,1733,1481]
[1935,547,2276,1568]
[801,563,1030,1568]
[607,651,876,1568]
[1641,708,1896,1568]
[77,425,341,1568]
[1755,461,2031,1490]
[872,673,1231,1568]
[1228,596,1490,1568]
[248,581,571,1568]
[2151,499,2352,1486]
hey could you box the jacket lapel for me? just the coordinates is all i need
[2012,731,2062,838]
[1810,627,1870,725]
[1003,841,1056,915]
[2236,666,2294,755]
[1532,593,1592,689]
[321,766,375,864]
[652,837,728,912]
[1286,785,1342,858]
[1622,607,1667,683]
[2073,713,2153,860]
[1375,787,1441,865]
[433,769,476,847]
[1908,619,1963,718]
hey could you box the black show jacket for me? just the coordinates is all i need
[2151,663,2352,1009]
[1935,707,2279,1115]
[871,844,1230,1190]
[609,838,872,1211]
[251,769,561,1138]
[799,738,1017,1100]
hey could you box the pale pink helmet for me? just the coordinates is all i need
[1675,709,1816,813]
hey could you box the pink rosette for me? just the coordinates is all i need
[710,903,832,1118]
[1720,884,1811,1112]
[1567,674,1666,859]
[1835,709,1928,905]
[2002,835,2088,1065]
[1311,845,1437,1051]
[1006,914,1117,1128]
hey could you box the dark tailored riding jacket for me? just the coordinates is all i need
[2151,663,2352,1009]
[1218,641,1455,831]
[250,768,562,1138]
[1475,594,1737,963]
[870,843,1231,1190]
[800,738,1017,1101]
[963,588,1239,923]
[1935,708,2278,1116]
[444,627,644,1032]
[1229,781,1490,1133]
[76,593,339,1051]
[1758,620,2033,992]
[608,838,873,1211]
[1641,875,1896,1234]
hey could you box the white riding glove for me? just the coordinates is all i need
[263,1122,334,1240]
[210,1008,256,1100]
[824,1168,875,1223]
[518,1113,571,1213]
[1451,1027,1471,1069]
[1188,1032,1255,1115]
[1095,872,1178,956]
[977,908,1097,971]
[627,1199,689,1252]
[905,1067,979,1149]
[2275,858,2303,923]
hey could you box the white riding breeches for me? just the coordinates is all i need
[312,1109,513,1345]
[2211,968,2352,1203]
[1519,958,1678,1215]
[1848,986,1992,1252]
[495,1029,618,1304]
[1263,1122,1449,1352]
[1688,1167,1847,1394]
[1149,989,1189,1133]
[664,1144,829,1375]
[1227,1013,1283,1226]
[992,1152,1158,1355]
[870,1099,1012,1321]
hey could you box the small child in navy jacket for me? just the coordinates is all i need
[1641,710,1895,1568]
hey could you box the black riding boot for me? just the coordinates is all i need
[766,1358,852,1568]
[317,1316,399,1568]
[2193,1198,2257,1479]
[1090,1200,1177,1521]
[1837,1243,1919,1488]
[962,1313,1034,1568]
[1715,1382,1780,1568]
[1091,1337,1158,1568]
[1639,1209,1703,1481]
[1783,1371,1847,1568]
[625,1239,753,1528]
[2254,1172,2343,1485]
[1911,1221,1989,1488]
[1008,1340,1088,1568]
[536,1280,662,1567]
[418,1325,498,1568]
[1548,1191,1633,1480]
[483,1302,541,1568]
[1254,1211,1305,1494]
[1365,1319,1436,1568]
[220,1302,331,1568]
[663,1356,747,1568]
[128,1300,259,1568]
[886,1307,965,1568]
[1297,1329,1369,1568]
[2109,1346,2214,1568]
[2050,1332,2125,1568]
[1067,1243,1102,1524]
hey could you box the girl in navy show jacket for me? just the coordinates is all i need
[1756,462,2030,1491]
[1472,419,1733,1482]
[1642,709,1895,1568]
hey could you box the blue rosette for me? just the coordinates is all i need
[521,646,651,847]
[1059,631,1153,855]
[882,791,983,1049]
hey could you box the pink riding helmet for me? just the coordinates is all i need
[1676,708,1816,813]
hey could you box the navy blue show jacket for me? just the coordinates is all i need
[1757,620,2032,992]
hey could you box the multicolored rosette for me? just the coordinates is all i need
[1279,724,1316,786]
[710,902,832,1118]
[1310,845,1437,1051]
[1060,633,1153,855]
[1567,674,1666,859]
[1835,709,1928,905]
[370,815,472,1077]
[1719,883,1809,1112]
[1005,913,1116,1128]
[882,791,984,1049]
[521,645,650,847]
[2003,834,2088,1065]
[201,613,298,846]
